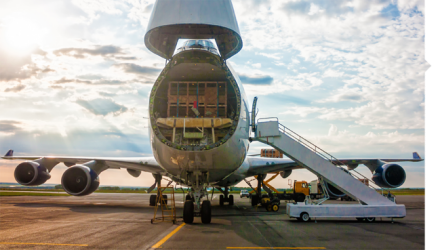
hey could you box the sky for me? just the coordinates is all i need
[0,0,432,189]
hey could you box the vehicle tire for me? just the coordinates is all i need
[220,195,224,206]
[272,204,279,212]
[150,195,157,206]
[183,200,194,224]
[201,200,211,224]
[229,195,234,206]
[365,217,376,223]
[299,212,310,222]
[265,204,272,211]
[356,217,364,222]
[163,194,168,205]
[251,195,259,206]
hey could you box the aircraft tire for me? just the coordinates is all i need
[150,195,157,206]
[201,200,211,224]
[220,195,224,206]
[185,194,191,201]
[229,195,234,206]
[183,200,194,224]
[251,195,258,206]
[163,194,168,205]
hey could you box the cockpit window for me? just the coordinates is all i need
[174,39,218,56]
[206,41,214,48]
[186,40,197,47]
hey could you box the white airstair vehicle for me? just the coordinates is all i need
[250,100,405,222]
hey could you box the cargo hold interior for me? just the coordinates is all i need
[152,61,238,146]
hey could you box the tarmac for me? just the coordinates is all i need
[0,193,424,249]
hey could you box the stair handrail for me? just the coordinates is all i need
[276,122,383,193]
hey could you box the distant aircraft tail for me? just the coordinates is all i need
[413,152,421,160]
[4,150,13,157]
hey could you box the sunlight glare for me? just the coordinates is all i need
[3,18,46,56]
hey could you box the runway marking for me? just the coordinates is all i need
[0,242,88,247]
[226,248,326,249]
[151,223,186,249]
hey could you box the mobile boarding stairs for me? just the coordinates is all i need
[252,118,405,220]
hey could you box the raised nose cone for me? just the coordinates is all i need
[145,0,242,60]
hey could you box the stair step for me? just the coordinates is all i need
[255,121,394,206]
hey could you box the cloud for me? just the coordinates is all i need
[53,45,125,59]
[0,45,46,82]
[252,63,262,69]
[4,84,26,92]
[0,120,22,133]
[54,77,92,84]
[283,99,424,130]
[256,52,283,60]
[328,124,338,136]
[75,98,128,116]
[238,73,273,85]
[318,86,366,103]
[284,73,323,90]
[53,77,126,85]
[114,63,161,75]
[282,1,312,15]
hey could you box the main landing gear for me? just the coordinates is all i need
[217,187,234,206]
[148,174,168,206]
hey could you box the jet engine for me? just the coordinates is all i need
[372,163,406,188]
[14,161,51,186]
[280,170,292,179]
[61,165,100,196]
[322,180,346,198]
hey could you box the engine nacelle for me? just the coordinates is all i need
[280,170,292,179]
[322,180,346,198]
[61,165,100,196]
[372,163,406,188]
[14,161,51,186]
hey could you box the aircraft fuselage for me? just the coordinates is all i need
[149,48,250,187]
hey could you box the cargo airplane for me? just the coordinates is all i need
[2,0,423,224]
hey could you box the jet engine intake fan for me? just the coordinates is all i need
[280,170,292,179]
[14,161,51,186]
[372,163,406,188]
[61,165,100,196]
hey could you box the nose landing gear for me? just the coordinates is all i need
[182,171,212,224]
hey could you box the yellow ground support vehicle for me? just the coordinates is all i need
[248,175,311,212]
[287,179,309,202]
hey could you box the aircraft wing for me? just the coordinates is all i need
[245,157,301,176]
[244,152,423,176]
[325,152,423,173]
[1,150,163,173]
